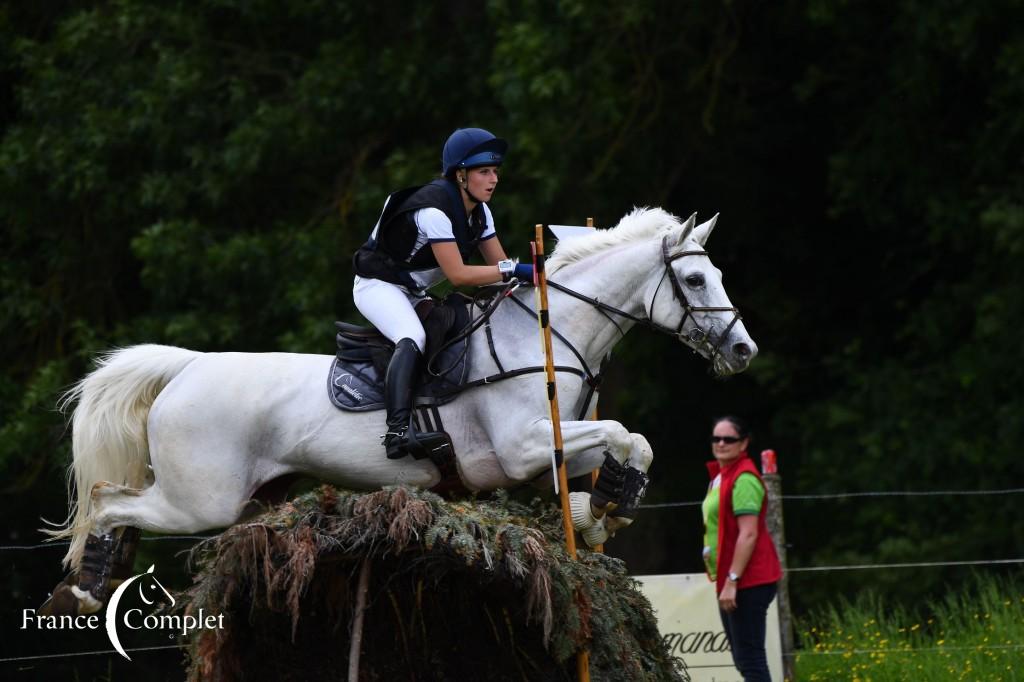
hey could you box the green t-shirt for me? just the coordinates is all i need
[702,471,765,580]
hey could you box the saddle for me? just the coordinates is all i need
[328,294,476,498]
[328,293,473,413]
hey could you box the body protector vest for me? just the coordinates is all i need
[353,179,488,291]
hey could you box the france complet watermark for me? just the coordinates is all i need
[21,564,224,660]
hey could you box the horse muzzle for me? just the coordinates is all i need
[717,337,757,375]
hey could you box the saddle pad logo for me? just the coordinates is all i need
[334,372,365,402]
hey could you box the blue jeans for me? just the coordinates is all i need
[719,582,777,681]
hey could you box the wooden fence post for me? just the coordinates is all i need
[761,449,795,682]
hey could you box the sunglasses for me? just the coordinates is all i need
[709,435,742,444]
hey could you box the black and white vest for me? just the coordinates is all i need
[352,178,488,290]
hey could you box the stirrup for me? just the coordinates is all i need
[383,428,411,460]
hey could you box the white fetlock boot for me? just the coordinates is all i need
[569,492,610,547]
[569,492,598,530]
[581,515,609,547]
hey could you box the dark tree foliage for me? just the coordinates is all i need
[2,3,1022,672]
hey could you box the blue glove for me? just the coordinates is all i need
[514,263,534,281]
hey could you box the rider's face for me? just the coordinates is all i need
[462,166,499,201]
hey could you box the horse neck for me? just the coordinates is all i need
[547,238,661,364]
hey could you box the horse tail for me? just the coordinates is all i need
[45,344,201,571]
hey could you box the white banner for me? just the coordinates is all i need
[635,574,783,682]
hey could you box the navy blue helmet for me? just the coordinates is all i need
[441,128,507,177]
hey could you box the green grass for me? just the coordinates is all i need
[795,572,1024,681]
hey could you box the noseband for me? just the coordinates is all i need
[546,235,742,363]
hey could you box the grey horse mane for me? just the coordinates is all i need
[546,207,682,275]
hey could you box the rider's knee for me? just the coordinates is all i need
[404,331,426,354]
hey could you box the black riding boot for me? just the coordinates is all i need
[383,338,421,459]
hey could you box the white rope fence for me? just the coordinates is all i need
[639,486,1024,509]
[788,558,1024,573]
[0,644,184,664]
[3,485,1020,667]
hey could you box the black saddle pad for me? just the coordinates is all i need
[328,295,473,411]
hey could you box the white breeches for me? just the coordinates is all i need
[352,276,427,352]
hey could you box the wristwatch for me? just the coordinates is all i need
[497,259,516,282]
[727,571,741,583]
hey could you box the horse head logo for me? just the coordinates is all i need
[105,564,175,661]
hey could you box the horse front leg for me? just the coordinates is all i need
[602,433,653,536]
[554,424,653,547]
[504,419,647,547]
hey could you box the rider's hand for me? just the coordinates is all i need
[514,263,534,283]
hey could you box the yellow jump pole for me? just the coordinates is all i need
[584,217,604,554]
[533,224,590,682]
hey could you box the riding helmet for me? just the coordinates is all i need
[441,128,507,177]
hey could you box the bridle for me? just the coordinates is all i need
[546,235,742,363]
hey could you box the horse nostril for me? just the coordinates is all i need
[733,342,751,358]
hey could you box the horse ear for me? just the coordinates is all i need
[693,213,719,247]
[675,212,697,246]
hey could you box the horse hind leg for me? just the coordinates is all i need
[110,526,141,585]
[62,480,242,614]
[38,531,118,617]
[39,525,137,617]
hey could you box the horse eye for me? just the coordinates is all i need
[685,274,705,287]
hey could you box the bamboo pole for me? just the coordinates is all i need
[534,224,590,681]
[583,217,605,555]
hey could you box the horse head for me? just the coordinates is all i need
[645,212,757,375]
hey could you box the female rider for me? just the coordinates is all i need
[351,128,532,459]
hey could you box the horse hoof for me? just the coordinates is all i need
[38,582,81,617]
[569,492,598,531]
[581,516,609,547]
[605,515,634,536]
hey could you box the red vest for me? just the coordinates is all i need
[707,454,782,594]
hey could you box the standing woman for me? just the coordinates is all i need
[351,127,532,459]
[702,416,782,681]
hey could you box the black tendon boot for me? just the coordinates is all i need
[383,338,422,459]
[591,451,627,509]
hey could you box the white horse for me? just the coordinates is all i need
[46,207,756,614]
